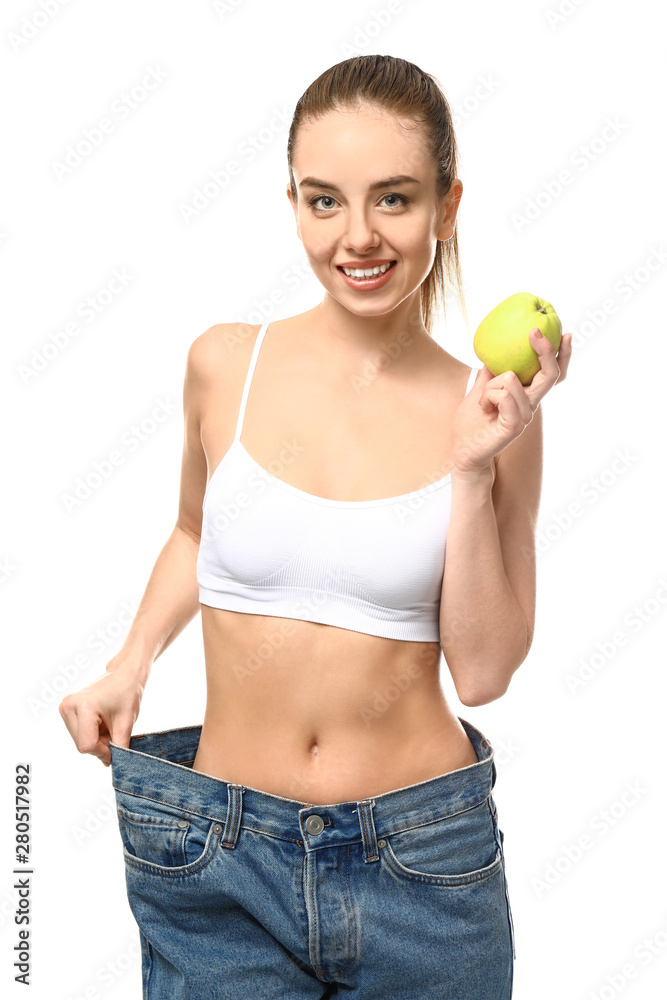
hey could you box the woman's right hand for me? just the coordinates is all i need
[58,658,148,767]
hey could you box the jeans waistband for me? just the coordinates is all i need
[109,717,497,852]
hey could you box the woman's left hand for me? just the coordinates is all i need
[450,327,573,475]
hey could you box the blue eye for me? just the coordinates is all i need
[308,193,409,214]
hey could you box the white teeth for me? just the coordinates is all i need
[341,261,394,278]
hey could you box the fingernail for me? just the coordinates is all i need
[533,328,543,338]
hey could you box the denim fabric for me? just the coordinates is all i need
[110,717,515,999]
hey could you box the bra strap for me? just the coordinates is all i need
[234,320,270,441]
[464,365,480,397]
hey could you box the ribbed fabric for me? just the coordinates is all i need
[196,320,481,642]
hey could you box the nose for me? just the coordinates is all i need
[342,206,380,254]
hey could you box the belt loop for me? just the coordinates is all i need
[220,784,243,849]
[491,757,497,788]
[356,799,379,863]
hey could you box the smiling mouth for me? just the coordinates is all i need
[336,260,397,278]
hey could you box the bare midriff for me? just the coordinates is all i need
[191,606,479,804]
[190,312,481,805]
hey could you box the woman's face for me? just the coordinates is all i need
[287,104,462,319]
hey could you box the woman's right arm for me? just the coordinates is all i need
[58,327,223,766]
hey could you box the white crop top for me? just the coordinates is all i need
[196,320,481,642]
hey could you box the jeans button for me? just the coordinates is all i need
[212,823,223,835]
[178,820,189,828]
[305,814,325,835]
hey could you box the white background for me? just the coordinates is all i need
[2,1,666,998]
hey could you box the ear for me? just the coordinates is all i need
[435,178,463,242]
[286,184,301,238]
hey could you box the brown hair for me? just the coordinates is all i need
[286,54,467,336]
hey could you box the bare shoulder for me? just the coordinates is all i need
[180,323,248,427]
[428,339,476,387]
[186,322,255,380]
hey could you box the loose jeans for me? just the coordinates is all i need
[110,717,515,999]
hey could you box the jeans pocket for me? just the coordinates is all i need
[381,796,503,887]
[114,788,221,877]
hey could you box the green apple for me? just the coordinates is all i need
[473,292,562,385]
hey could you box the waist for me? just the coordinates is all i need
[200,604,443,719]
[111,719,496,825]
[195,606,477,802]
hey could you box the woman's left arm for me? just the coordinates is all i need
[439,328,573,705]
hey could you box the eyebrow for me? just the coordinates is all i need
[298,175,421,192]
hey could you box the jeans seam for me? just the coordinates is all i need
[382,793,492,839]
[114,785,224,826]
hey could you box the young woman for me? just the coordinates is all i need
[60,55,571,999]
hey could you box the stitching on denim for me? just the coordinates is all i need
[117,808,188,828]
[140,932,153,1000]
[126,725,203,741]
[113,786,493,851]
[221,786,240,848]
[312,844,358,979]
[113,785,224,826]
[501,856,516,960]
[359,801,379,862]
[117,806,192,864]
[380,793,491,840]
[234,822,304,846]
[309,854,321,977]
[123,849,215,878]
[383,843,503,887]
[122,826,219,878]
[335,843,357,975]
[487,796,504,854]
